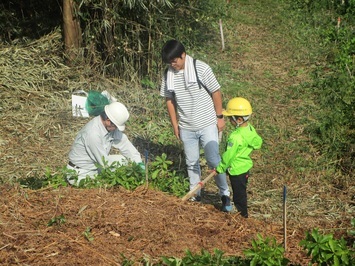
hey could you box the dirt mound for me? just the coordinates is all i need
[0,185,311,265]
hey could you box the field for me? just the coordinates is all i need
[1,1,354,265]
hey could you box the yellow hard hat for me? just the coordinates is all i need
[222,97,252,116]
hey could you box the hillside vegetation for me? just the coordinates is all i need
[0,0,354,265]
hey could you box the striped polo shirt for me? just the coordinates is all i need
[160,59,220,131]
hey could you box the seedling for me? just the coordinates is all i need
[47,214,66,226]
[83,227,94,242]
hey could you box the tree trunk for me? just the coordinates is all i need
[63,0,82,62]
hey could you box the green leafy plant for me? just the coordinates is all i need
[141,76,156,89]
[70,154,188,197]
[149,153,189,197]
[76,159,145,190]
[299,228,354,265]
[42,167,71,188]
[152,174,189,197]
[161,249,243,266]
[28,155,188,197]
[243,234,289,266]
[47,214,66,226]
[19,166,72,190]
[150,153,173,180]
[83,227,94,242]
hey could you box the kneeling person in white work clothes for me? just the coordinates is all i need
[67,102,144,185]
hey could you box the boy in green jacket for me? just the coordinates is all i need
[216,97,262,218]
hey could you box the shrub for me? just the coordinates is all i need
[299,228,355,265]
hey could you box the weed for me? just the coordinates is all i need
[42,167,70,188]
[244,233,289,266]
[162,249,244,266]
[47,214,66,226]
[150,153,173,180]
[74,159,145,190]
[18,166,71,189]
[149,153,189,197]
[83,227,94,242]
[299,228,354,265]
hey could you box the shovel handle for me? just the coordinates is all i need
[181,172,217,202]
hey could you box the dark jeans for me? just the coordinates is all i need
[228,172,249,218]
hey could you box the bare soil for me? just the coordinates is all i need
[1,185,312,265]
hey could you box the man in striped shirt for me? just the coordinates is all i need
[160,39,232,212]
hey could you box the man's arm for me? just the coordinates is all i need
[112,132,142,163]
[211,90,226,132]
[166,97,180,139]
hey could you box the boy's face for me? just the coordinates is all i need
[229,116,237,127]
[169,52,186,71]
[229,116,247,127]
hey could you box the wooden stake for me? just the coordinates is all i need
[283,185,287,251]
[219,19,225,51]
[182,172,217,201]
[144,150,149,188]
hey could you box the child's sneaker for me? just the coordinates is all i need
[221,195,232,212]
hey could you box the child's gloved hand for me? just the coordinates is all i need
[138,162,146,173]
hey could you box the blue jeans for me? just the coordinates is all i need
[180,124,230,197]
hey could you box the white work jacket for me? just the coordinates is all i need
[68,116,142,179]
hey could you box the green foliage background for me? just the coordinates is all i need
[74,0,229,81]
[288,0,354,175]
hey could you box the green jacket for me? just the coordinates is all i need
[217,123,262,176]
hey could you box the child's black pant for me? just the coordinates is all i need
[228,172,249,218]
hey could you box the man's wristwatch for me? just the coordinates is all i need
[216,114,224,119]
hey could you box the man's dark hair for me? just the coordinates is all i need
[161,39,186,64]
[100,111,108,120]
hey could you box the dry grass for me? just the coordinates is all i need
[0,29,170,181]
[211,1,355,229]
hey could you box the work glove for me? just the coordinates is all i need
[138,162,146,174]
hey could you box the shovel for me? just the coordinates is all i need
[181,171,217,201]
